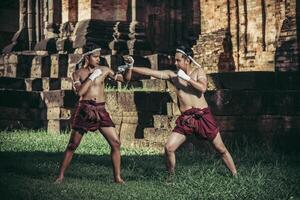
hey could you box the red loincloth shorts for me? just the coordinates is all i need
[172,107,219,141]
[71,100,115,134]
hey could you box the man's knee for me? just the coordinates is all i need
[215,145,227,156]
[67,142,79,151]
[111,139,121,150]
[165,144,175,154]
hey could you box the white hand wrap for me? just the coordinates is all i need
[89,69,102,81]
[125,56,134,69]
[177,69,191,81]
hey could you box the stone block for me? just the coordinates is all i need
[41,90,78,108]
[47,119,70,133]
[25,78,43,91]
[140,79,167,91]
[67,54,82,77]
[43,107,72,120]
[0,106,42,120]
[50,54,68,78]
[0,77,27,90]
[0,90,44,108]
[153,115,176,130]
[30,55,51,78]
[143,128,170,143]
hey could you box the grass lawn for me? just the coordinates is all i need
[0,130,299,200]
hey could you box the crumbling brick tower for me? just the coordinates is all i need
[193,0,299,73]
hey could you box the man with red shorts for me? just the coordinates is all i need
[126,45,237,179]
[55,48,131,184]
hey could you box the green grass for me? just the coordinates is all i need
[0,130,299,200]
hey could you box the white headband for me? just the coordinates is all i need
[176,48,202,68]
[76,48,102,68]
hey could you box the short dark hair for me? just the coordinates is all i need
[176,45,194,59]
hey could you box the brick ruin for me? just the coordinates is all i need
[0,0,299,150]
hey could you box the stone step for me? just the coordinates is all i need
[149,114,300,134]
[208,72,300,90]
[206,90,300,115]
[0,106,42,121]
[153,115,176,129]
[0,77,72,91]
[105,91,172,114]
[46,119,71,133]
[143,127,170,143]
[0,89,78,108]
[0,119,44,130]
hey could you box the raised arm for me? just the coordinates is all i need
[182,68,207,93]
[102,67,126,82]
[72,69,102,96]
[72,71,90,96]
[128,67,176,80]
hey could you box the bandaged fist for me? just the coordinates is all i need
[89,69,102,81]
[124,56,134,69]
[177,69,191,81]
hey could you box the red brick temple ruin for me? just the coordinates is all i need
[0,0,299,150]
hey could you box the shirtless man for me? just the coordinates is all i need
[55,48,130,184]
[126,46,237,179]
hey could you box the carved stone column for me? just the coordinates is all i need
[56,0,77,53]
[27,0,36,50]
[2,0,29,53]
[34,0,61,53]
[73,0,129,53]
[127,0,151,55]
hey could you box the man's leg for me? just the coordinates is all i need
[55,130,83,183]
[164,132,186,177]
[99,127,124,184]
[211,132,237,176]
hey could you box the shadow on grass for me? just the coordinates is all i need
[0,147,300,200]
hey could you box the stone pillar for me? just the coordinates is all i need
[2,0,29,53]
[27,0,36,50]
[275,0,299,71]
[73,0,130,53]
[56,0,78,53]
[35,0,41,43]
[127,0,151,55]
[34,0,61,53]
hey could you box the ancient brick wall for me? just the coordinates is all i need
[193,0,299,72]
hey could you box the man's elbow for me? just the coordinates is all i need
[76,89,85,96]
[200,85,207,93]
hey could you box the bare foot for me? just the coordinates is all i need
[115,177,125,184]
[54,177,64,184]
[165,173,174,183]
[232,172,238,178]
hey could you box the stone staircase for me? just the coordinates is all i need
[0,51,173,136]
[1,51,300,151]
[135,72,300,150]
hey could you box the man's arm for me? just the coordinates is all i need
[188,69,207,93]
[72,69,102,96]
[128,67,176,80]
[103,67,125,82]
[177,68,207,93]
[72,71,90,96]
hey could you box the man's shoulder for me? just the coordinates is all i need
[97,65,110,72]
[73,68,86,76]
